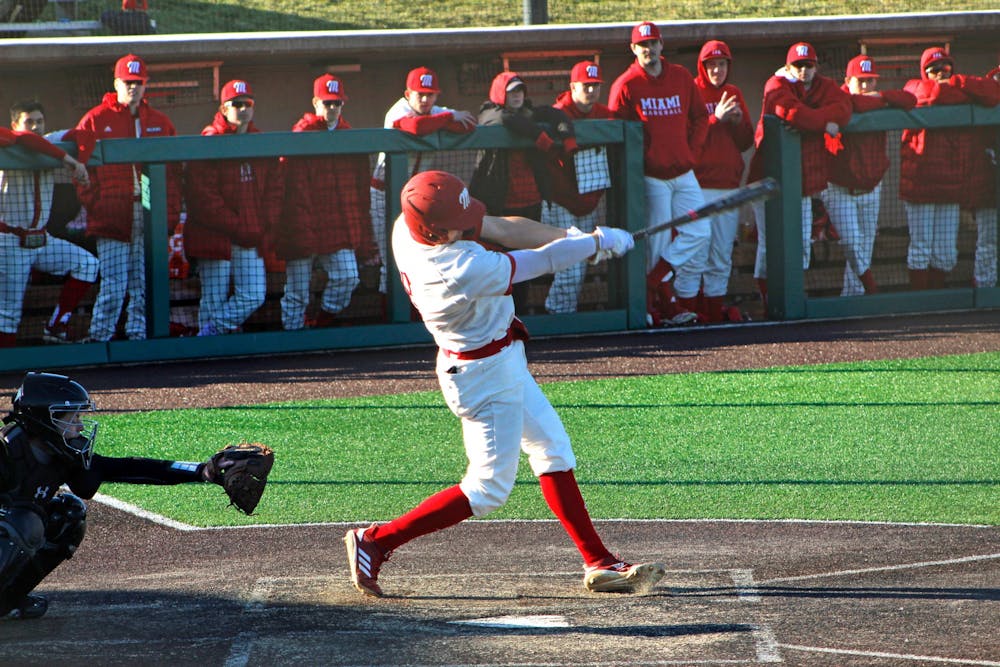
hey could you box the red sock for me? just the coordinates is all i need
[370,484,472,553]
[646,258,673,288]
[539,470,612,567]
[51,277,93,326]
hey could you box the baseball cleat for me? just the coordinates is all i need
[583,560,667,593]
[6,594,48,620]
[344,524,390,597]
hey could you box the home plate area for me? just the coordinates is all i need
[234,569,778,665]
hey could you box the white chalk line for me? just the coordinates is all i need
[777,643,1000,666]
[758,552,1000,585]
[88,495,1000,532]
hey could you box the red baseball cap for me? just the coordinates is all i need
[114,54,148,82]
[921,47,954,71]
[631,21,661,44]
[846,55,879,79]
[221,79,254,103]
[406,67,441,94]
[570,61,603,84]
[314,74,347,101]
[786,42,818,65]
[401,170,485,245]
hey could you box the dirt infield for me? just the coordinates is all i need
[1,311,998,666]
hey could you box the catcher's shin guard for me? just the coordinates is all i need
[0,506,46,616]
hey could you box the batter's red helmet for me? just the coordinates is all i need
[401,171,485,245]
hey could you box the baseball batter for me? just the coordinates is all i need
[0,103,96,347]
[344,170,666,597]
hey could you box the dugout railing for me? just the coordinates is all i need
[760,105,1000,320]
[0,119,647,371]
[1,109,997,372]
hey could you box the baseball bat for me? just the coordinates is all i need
[631,177,780,241]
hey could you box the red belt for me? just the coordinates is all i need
[441,320,530,360]
[0,222,33,238]
[370,178,385,191]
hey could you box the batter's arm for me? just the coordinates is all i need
[480,214,566,249]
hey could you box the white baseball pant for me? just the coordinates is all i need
[904,202,960,271]
[281,249,360,330]
[197,244,266,333]
[437,340,576,517]
[644,170,708,299]
[701,187,741,298]
[541,202,598,314]
[370,187,388,293]
[752,195,813,279]
[89,202,146,341]
[974,208,997,288]
[0,232,98,334]
[821,183,881,297]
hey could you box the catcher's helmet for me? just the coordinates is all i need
[401,170,485,245]
[11,372,98,469]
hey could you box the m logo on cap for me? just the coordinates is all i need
[326,80,340,94]
[637,24,653,38]
[859,59,874,73]
[126,60,143,76]
[459,187,471,210]
[586,65,599,80]
[232,81,249,95]
[420,74,435,90]
[795,45,811,58]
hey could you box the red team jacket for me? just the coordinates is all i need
[967,65,1000,210]
[184,114,284,260]
[75,92,180,242]
[608,57,709,181]
[544,90,613,216]
[829,88,916,193]
[900,54,1000,205]
[747,71,852,196]
[692,41,754,190]
[277,114,375,260]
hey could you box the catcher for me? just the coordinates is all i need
[0,372,273,620]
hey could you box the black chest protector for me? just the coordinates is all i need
[1,423,84,508]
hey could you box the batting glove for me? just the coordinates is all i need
[594,226,635,258]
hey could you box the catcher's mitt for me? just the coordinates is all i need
[204,443,274,514]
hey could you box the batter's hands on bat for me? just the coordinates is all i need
[593,226,635,259]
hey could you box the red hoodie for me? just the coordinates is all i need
[692,41,754,189]
[967,65,1000,209]
[747,70,852,196]
[900,49,1000,204]
[545,89,614,215]
[608,57,709,181]
[184,113,284,260]
[75,92,180,242]
[277,113,375,259]
[830,87,916,192]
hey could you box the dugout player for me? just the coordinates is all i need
[900,48,1000,290]
[185,79,284,336]
[746,42,851,311]
[344,170,667,597]
[278,74,376,329]
[74,54,182,342]
[692,40,754,323]
[0,102,96,347]
[822,55,916,296]
[0,372,235,620]
[541,61,614,314]
[609,21,710,327]
[369,67,477,294]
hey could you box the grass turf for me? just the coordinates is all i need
[95,351,999,527]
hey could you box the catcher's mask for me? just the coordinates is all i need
[11,372,98,469]
[401,170,485,245]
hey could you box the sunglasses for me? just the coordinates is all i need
[925,63,952,75]
[791,61,817,69]
[225,99,255,110]
[321,99,344,108]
